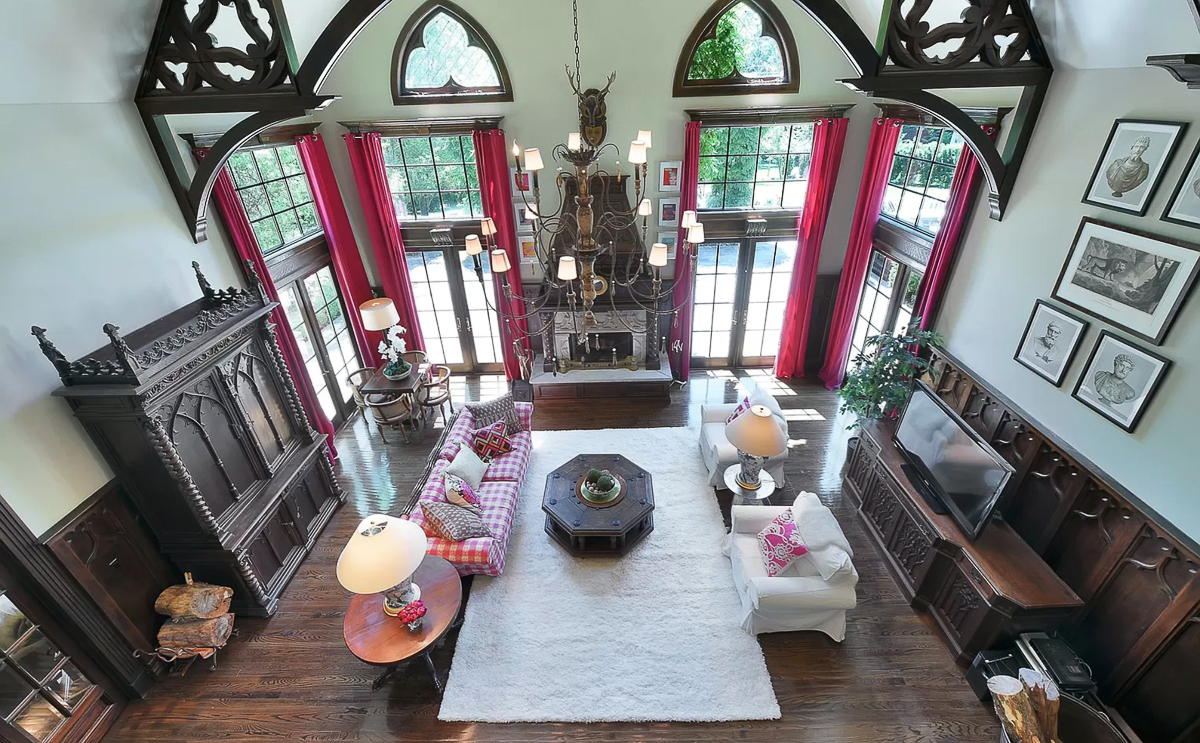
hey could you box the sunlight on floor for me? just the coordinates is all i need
[786,438,807,448]
[782,408,826,421]
[743,369,797,396]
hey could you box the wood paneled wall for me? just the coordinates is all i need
[923,348,1200,743]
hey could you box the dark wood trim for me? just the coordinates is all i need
[180,122,320,151]
[673,0,801,98]
[685,103,856,125]
[390,0,513,106]
[339,116,504,137]
[874,103,1005,126]
[873,217,934,272]
[1146,54,1200,90]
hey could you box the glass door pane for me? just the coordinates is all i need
[848,251,900,366]
[739,239,796,364]
[691,242,741,365]
[301,267,362,413]
[278,285,338,422]
[457,250,504,371]
[407,251,466,368]
[894,269,922,336]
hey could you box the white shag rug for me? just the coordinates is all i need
[438,426,781,723]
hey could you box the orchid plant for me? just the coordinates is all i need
[378,325,409,376]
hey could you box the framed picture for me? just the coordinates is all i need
[658,197,680,228]
[1161,140,1200,228]
[1013,300,1089,386]
[1072,331,1170,432]
[1082,119,1187,216]
[657,231,679,260]
[517,234,539,264]
[511,167,531,193]
[1051,218,1200,345]
[658,161,682,193]
[513,201,533,234]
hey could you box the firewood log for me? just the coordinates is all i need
[987,674,1046,743]
[156,613,234,649]
[1018,668,1061,743]
[154,581,233,620]
[1042,678,1060,743]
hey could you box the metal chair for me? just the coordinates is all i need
[346,368,375,422]
[401,350,428,376]
[363,392,422,444]
[416,365,454,427]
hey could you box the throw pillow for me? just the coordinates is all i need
[444,474,482,515]
[466,392,526,433]
[420,501,492,542]
[792,492,855,580]
[756,510,809,577]
[726,396,751,424]
[445,444,488,489]
[471,420,514,461]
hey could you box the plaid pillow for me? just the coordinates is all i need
[466,392,526,433]
[420,501,492,542]
[444,474,482,515]
[471,420,513,461]
[726,396,752,424]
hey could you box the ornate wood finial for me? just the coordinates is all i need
[243,259,270,304]
[193,261,216,299]
[31,326,72,379]
[103,324,142,375]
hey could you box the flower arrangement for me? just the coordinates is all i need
[378,324,410,379]
[398,599,426,632]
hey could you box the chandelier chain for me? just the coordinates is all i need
[572,0,581,86]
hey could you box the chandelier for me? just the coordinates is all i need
[460,0,703,374]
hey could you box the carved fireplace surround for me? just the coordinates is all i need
[547,309,658,373]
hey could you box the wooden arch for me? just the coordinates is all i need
[391,0,513,105]
[137,0,1050,242]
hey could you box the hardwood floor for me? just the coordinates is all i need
[104,370,1000,742]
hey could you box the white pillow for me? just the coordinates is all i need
[445,444,488,490]
[792,492,855,581]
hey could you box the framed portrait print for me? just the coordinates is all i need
[1072,331,1170,432]
[658,197,680,228]
[512,167,531,193]
[657,231,679,260]
[513,201,534,234]
[658,161,682,193]
[1051,218,1200,345]
[1162,140,1200,228]
[517,234,539,264]
[1082,119,1187,216]
[1013,300,1089,386]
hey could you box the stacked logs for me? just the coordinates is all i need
[154,574,234,650]
[987,669,1061,743]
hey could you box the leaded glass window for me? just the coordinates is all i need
[880,124,965,236]
[226,144,321,254]
[394,4,511,104]
[382,134,483,221]
[675,0,798,96]
[696,123,815,211]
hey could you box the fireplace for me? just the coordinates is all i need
[569,332,634,364]
[549,310,656,372]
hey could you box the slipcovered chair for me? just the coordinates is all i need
[699,385,788,488]
[723,492,858,638]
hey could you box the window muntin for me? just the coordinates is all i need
[848,251,923,369]
[382,135,483,222]
[880,124,965,236]
[227,144,321,254]
[688,2,784,82]
[697,123,814,211]
[405,12,500,90]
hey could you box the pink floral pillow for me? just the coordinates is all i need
[757,510,809,577]
[726,396,751,424]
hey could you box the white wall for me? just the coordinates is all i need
[937,66,1200,541]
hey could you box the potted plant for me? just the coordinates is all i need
[581,468,620,503]
[378,325,411,381]
[838,321,943,430]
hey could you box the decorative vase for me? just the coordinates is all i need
[383,360,411,381]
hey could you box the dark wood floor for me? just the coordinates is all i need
[104,371,1000,742]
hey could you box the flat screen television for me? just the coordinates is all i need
[894,382,1015,540]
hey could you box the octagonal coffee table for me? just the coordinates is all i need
[543,454,654,556]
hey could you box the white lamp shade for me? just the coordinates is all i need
[725,405,786,457]
[337,515,427,594]
[648,243,669,268]
[480,217,497,237]
[557,255,578,281]
[524,148,544,171]
[628,141,647,165]
[687,223,706,244]
[568,132,582,151]
[681,210,697,229]
[359,298,400,332]
[524,205,539,221]
[490,249,511,273]
[637,129,653,149]
[638,198,653,217]
[465,234,483,256]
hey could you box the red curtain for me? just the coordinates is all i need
[473,129,531,381]
[342,132,425,351]
[912,124,998,329]
[774,117,849,379]
[198,149,338,461]
[295,133,379,369]
[668,121,702,383]
[818,118,904,390]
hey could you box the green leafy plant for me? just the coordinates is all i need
[838,321,943,428]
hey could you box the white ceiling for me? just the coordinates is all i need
[1,0,1197,106]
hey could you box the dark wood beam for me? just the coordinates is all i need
[1147,54,1200,90]
[338,116,505,136]
[684,104,856,125]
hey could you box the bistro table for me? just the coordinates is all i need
[358,364,429,397]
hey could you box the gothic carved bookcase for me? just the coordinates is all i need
[34,263,344,617]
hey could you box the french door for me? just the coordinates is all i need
[406,249,504,374]
[691,239,797,368]
[847,249,923,368]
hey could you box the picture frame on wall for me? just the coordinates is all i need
[1072,331,1170,433]
[1051,218,1200,345]
[513,201,534,234]
[512,167,531,193]
[1081,119,1187,216]
[658,197,680,228]
[657,231,679,260]
[518,234,539,264]
[1161,140,1200,228]
[1013,300,1089,386]
[658,161,682,193]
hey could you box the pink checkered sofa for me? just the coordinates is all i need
[403,402,533,577]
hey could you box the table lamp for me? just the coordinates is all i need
[725,405,786,490]
[337,515,427,617]
[359,298,401,332]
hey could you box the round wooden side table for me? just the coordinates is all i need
[343,555,462,692]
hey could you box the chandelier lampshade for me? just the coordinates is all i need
[687,223,706,244]
[681,210,697,229]
[481,217,497,237]
[628,141,648,165]
[648,243,669,268]
[568,132,582,151]
[637,129,653,149]
[524,148,544,171]
[638,198,653,216]
[557,256,578,281]
[490,249,512,274]
[359,298,400,332]
[465,234,483,256]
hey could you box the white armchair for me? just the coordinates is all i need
[699,386,788,488]
[722,493,858,639]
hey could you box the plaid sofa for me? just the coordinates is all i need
[403,402,533,577]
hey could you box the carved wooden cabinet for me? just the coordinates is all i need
[35,265,344,617]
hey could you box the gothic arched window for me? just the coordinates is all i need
[392,1,513,105]
[674,0,799,97]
